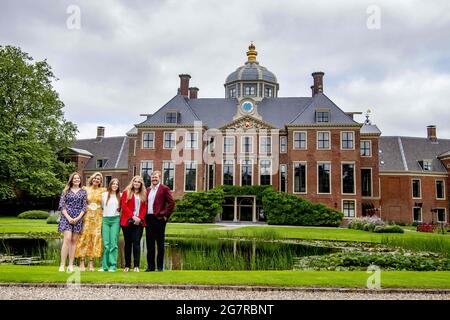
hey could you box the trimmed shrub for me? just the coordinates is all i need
[262,190,343,227]
[373,225,404,233]
[170,188,225,223]
[17,210,49,219]
[46,214,60,224]
[349,216,385,231]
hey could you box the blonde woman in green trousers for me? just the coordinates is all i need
[99,178,121,272]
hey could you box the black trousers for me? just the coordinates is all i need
[122,225,143,268]
[145,215,166,271]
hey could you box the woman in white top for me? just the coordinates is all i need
[99,178,121,272]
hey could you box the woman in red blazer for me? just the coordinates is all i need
[120,176,147,272]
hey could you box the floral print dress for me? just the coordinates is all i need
[75,186,106,258]
[57,189,88,233]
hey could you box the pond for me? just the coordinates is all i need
[0,237,338,270]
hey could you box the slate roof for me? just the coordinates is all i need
[137,93,360,129]
[68,147,93,157]
[289,93,360,126]
[225,61,277,84]
[73,136,129,170]
[379,136,450,173]
[361,123,382,135]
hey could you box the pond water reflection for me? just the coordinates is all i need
[0,237,338,270]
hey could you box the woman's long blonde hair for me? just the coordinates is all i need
[63,172,82,194]
[124,176,147,203]
[106,178,121,210]
[87,172,103,187]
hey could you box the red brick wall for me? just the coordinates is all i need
[380,174,449,223]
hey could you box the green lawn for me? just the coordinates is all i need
[1,217,447,245]
[0,265,449,289]
[0,217,220,235]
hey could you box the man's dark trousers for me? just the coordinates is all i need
[145,214,166,271]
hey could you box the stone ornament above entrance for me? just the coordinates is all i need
[220,115,276,131]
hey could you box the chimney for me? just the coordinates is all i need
[96,126,105,141]
[179,74,191,97]
[310,85,315,97]
[427,125,437,142]
[312,71,325,96]
[189,87,199,99]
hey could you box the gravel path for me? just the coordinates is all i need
[0,284,449,300]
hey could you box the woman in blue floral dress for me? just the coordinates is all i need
[58,172,87,272]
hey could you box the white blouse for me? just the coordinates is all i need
[101,192,121,217]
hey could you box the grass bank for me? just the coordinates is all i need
[0,266,449,289]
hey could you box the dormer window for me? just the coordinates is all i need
[419,160,432,171]
[316,109,330,123]
[96,159,108,168]
[165,111,179,124]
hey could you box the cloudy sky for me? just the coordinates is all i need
[1,0,450,139]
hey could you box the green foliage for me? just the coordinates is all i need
[262,190,343,226]
[171,188,225,223]
[218,185,273,201]
[382,235,450,257]
[46,214,59,224]
[373,225,404,233]
[295,252,450,271]
[17,210,49,219]
[0,45,77,201]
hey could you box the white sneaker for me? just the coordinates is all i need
[98,268,105,272]
[134,267,140,272]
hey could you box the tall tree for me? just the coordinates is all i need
[0,45,77,200]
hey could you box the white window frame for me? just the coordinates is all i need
[317,131,331,150]
[142,131,155,149]
[241,136,254,154]
[240,159,253,186]
[360,140,372,157]
[133,140,137,156]
[436,179,446,200]
[317,161,332,195]
[341,131,355,150]
[207,136,215,154]
[293,131,307,150]
[163,131,176,149]
[412,178,422,199]
[221,159,235,185]
[162,160,175,192]
[259,159,272,185]
[223,136,235,154]
[412,207,422,223]
[341,161,356,195]
[259,136,272,154]
[436,208,447,223]
[183,161,197,192]
[293,161,307,194]
[280,136,287,153]
[279,164,287,192]
[185,131,199,150]
[361,167,373,198]
[140,160,153,178]
[206,163,215,190]
[342,199,356,218]
[165,111,178,124]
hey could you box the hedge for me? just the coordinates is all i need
[17,210,49,219]
[170,188,225,223]
[262,190,343,227]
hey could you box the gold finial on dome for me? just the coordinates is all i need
[246,42,257,62]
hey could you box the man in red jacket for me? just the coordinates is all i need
[145,170,175,271]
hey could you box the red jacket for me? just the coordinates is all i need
[120,191,148,227]
[146,184,175,219]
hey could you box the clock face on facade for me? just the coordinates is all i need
[241,101,254,113]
